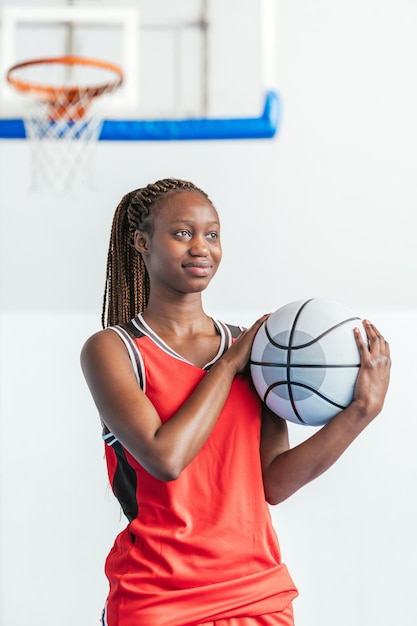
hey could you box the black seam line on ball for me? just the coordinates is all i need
[264,316,362,350]
[288,301,311,422]
[265,380,346,425]
[264,381,307,425]
[250,361,360,368]
[266,380,347,409]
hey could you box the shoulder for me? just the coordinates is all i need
[80,327,128,366]
[80,326,144,396]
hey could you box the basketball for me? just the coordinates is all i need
[250,298,367,427]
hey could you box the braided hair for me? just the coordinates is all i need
[102,178,211,328]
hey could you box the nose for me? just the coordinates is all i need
[189,234,209,256]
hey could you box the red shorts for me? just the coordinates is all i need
[196,603,294,626]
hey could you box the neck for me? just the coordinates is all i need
[142,292,211,335]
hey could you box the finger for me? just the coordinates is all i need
[362,320,389,355]
[256,313,271,324]
[364,320,384,341]
[249,313,271,333]
[354,326,369,356]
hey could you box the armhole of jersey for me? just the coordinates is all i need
[107,325,145,393]
[225,323,245,339]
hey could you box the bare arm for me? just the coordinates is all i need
[81,315,268,481]
[261,320,391,504]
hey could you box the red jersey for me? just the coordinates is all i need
[101,315,298,626]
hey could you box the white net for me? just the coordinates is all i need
[24,97,105,193]
[7,57,123,193]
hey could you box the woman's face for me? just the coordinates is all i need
[134,190,222,297]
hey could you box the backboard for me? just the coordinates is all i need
[0,0,280,141]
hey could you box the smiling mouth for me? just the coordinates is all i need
[183,262,212,268]
[182,262,213,276]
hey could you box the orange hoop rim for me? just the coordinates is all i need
[6,55,124,102]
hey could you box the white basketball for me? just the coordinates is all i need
[250,298,367,427]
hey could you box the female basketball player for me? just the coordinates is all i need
[80,179,391,626]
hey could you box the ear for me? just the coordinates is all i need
[134,230,150,255]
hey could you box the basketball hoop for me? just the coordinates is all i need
[6,56,124,191]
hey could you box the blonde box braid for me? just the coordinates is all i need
[102,178,211,328]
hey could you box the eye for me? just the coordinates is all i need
[207,232,219,240]
[175,229,191,238]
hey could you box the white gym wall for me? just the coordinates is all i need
[0,1,416,625]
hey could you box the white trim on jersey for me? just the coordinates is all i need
[132,314,235,371]
[102,431,118,446]
[108,325,146,392]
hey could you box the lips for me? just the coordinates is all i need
[182,261,212,275]
[183,261,212,268]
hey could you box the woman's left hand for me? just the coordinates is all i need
[352,320,391,421]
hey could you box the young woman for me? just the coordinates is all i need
[81,178,391,626]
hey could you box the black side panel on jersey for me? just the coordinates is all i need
[105,320,144,522]
[111,440,138,522]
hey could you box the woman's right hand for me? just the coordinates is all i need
[220,313,270,375]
